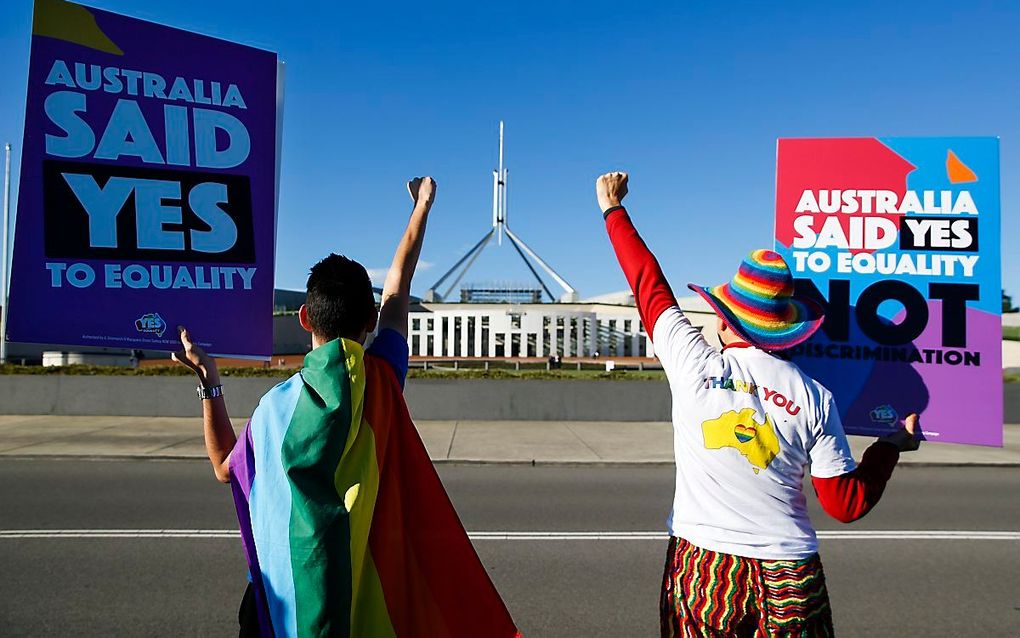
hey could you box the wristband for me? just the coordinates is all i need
[602,205,626,219]
[197,384,224,400]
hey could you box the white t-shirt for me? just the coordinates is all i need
[653,306,856,560]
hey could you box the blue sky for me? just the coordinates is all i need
[1,0,1017,300]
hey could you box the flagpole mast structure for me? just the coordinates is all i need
[1,143,11,364]
[425,122,577,303]
[494,121,504,245]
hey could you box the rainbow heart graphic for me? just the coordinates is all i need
[734,423,756,443]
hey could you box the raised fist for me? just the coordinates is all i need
[596,172,629,213]
[407,176,437,209]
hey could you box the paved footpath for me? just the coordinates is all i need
[0,415,1017,465]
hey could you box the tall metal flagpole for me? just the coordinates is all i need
[425,121,578,302]
[1,143,11,364]
[496,121,504,246]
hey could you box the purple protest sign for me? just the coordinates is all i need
[6,0,281,358]
[774,137,1002,447]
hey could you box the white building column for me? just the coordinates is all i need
[436,316,443,356]
[436,316,444,356]
[474,313,483,357]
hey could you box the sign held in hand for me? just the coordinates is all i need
[6,0,283,358]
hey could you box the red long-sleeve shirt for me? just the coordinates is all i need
[604,205,898,524]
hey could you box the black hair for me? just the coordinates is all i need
[305,253,376,342]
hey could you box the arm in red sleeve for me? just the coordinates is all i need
[811,442,901,523]
[603,206,678,339]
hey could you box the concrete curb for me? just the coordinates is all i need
[2,417,1017,466]
[1,454,1017,468]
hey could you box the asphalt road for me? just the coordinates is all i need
[0,459,1017,637]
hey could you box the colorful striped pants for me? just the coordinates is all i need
[660,537,835,638]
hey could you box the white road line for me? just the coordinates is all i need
[0,529,239,539]
[0,530,1017,541]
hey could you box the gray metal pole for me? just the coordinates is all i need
[1,143,11,364]
[497,121,504,245]
[503,226,577,297]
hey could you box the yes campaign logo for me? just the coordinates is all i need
[135,312,167,337]
[869,404,899,425]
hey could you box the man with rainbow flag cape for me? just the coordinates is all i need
[173,177,520,637]
[595,172,922,637]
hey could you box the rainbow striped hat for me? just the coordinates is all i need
[688,249,825,351]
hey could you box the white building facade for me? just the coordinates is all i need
[406,297,716,359]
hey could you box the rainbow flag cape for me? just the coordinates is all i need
[229,338,520,637]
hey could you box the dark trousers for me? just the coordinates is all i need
[239,582,260,637]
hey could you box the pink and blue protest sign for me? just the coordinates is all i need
[7,0,282,358]
[774,137,1002,446]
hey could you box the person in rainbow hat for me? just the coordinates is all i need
[596,172,921,637]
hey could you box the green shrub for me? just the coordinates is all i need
[406,368,666,381]
[0,363,666,381]
[3,362,1016,383]
[0,364,295,377]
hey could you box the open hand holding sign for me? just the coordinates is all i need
[879,413,923,452]
[171,326,221,389]
[171,324,235,483]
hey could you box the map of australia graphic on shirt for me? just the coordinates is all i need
[702,409,781,474]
